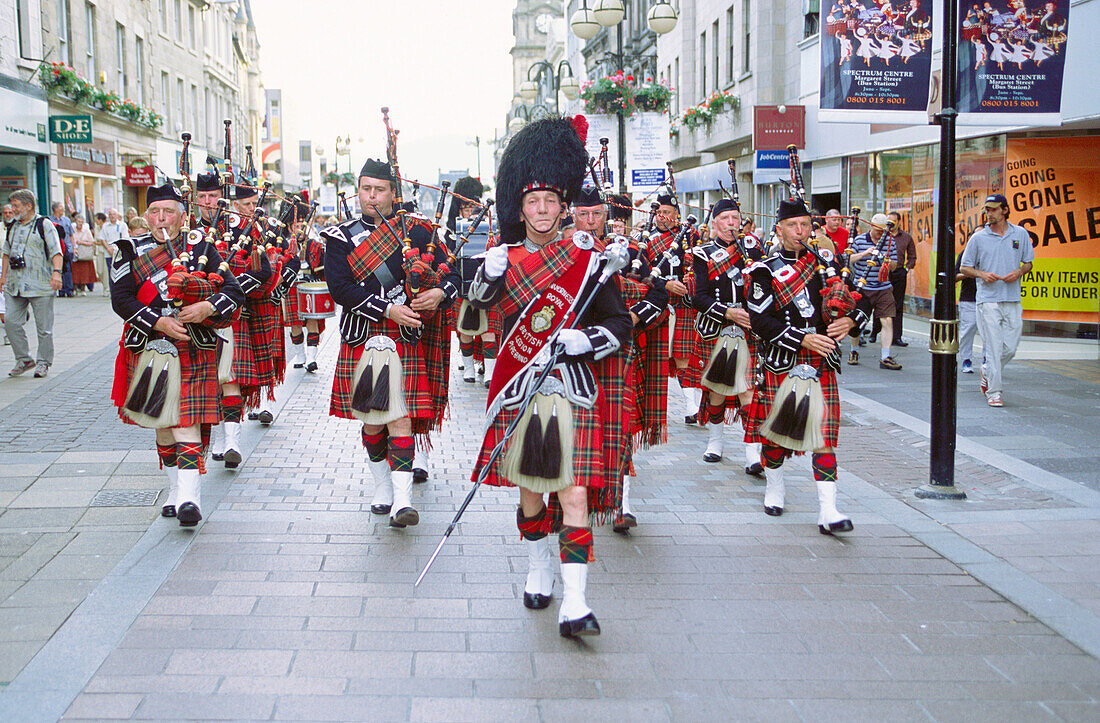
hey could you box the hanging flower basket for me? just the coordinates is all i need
[634,79,673,113]
[679,90,740,130]
[38,62,163,130]
[580,73,674,117]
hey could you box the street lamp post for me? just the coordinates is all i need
[917,0,965,500]
[519,60,580,115]
[569,0,678,194]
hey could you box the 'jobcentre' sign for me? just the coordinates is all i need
[49,115,93,143]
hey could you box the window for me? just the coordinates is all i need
[17,0,39,59]
[188,5,197,49]
[85,2,97,79]
[673,57,680,115]
[743,0,751,74]
[58,0,72,65]
[159,0,168,35]
[174,0,183,41]
[161,72,170,129]
[191,84,199,136]
[712,20,719,91]
[115,24,127,97]
[699,32,707,101]
[727,6,736,84]
[177,77,185,130]
[134,37,145,105]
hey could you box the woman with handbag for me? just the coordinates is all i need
[71,214,98,295]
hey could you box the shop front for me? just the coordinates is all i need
[840,132,1099,340]
[55,138,119,220]
[0,84,51,213]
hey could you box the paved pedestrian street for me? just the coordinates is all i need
[1,316,1099,721]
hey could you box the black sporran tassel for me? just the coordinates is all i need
[126,362,154,413]
[518,405,545,478]
[789,394,810,443]
[351,368,374,413]
[541,405,563,480]
[704,347,728,384]
[367,363,390,411]
[460,303,480,332]
[770,390,799,438]
[142,363,170,417]
[722,347,741,388]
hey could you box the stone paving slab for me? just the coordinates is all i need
[0,336,1077,721]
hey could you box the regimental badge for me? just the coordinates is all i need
[751,282,764,300]
[530,304,556,333]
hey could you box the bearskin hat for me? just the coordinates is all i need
[495,116,588,244]
[608,193,633,222]
[447,175,485,230]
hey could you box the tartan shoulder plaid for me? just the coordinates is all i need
[498,238,586,320]
[767,250,817,308]
[131,241,175,283]
[347,215,434,284]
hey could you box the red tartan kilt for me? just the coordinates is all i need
[747,354,840,449]
[474,391,606,491]
[117,338,221,427]
[329,324,432,421]
[691,331,758,428]
[670,305,696,359]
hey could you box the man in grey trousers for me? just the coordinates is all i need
[1,190,64,378]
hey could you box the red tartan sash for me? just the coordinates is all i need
[708,246,746,280]
[486,240,595,406]
[770,251,817,308]
[131,240,175,286]
[346,216,433,285]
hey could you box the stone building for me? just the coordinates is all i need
[1,0,50,212]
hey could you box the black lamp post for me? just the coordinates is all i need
[519,60,580,115]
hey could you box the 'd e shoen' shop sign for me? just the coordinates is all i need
[957,0,1071,126]
[818,0,935,123]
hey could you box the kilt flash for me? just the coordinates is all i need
[747,350,840,450]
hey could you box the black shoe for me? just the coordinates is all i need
[869,334,878,344]
[745,463,764,478]
[161,504,176,518]
[412,468,428,484]
[293,361,304,369]
[370,503,392,515]
[523,592,552,610]
[685,414,698,425]
[224,449,242,469]
[819,519,854,535]
[211,452,225,461]
[258,410,274,425]
[764,505,784,517]
[894,339,909,347]
[612,512,637,534]
[306,362,318,373]
[390,507,419,527]
[248,411,260,421]
[559,612,601,638]
[703,451,722,463]
[177,502,202,527]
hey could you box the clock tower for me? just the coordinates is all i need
[509,0,562,98]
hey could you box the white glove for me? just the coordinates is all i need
[482,246,509,279]
[555,328,593,356]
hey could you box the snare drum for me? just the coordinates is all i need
[298,281,336,319]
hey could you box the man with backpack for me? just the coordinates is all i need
[1,190,64,377]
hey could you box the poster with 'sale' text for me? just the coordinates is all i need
[957,0,1070,125]
[818,0,935,123]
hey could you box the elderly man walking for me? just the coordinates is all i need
[1,190,64,377]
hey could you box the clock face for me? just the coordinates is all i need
[535,12,553,34]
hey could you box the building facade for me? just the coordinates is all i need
[1,0,51,213]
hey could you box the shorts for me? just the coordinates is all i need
[863,286,896,318]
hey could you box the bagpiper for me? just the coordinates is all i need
[745,198,870,533]
[324,158,459,528]
[689,198,765,473]
[283,194,326,373]
[109,181,243,526]
[449,176,500,387]
[468,116,631,637]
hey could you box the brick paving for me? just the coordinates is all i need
[44,336,1099,721]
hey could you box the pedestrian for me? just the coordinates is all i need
[109,181,244,526]
[745,197,871,533]
[955,246,978,374]
[823,208,850,254]
[71,213,98,294]
[848,213,903,369]
[49,202,75,297]
[1,189,64,377]
[92,212,113,295]
[959,193,1033,407]
[128,216,149,235]
[124,206,138,224]
[871,211,917,347]
[1,204,13,236]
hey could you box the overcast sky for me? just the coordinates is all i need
[251,0,517,185]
